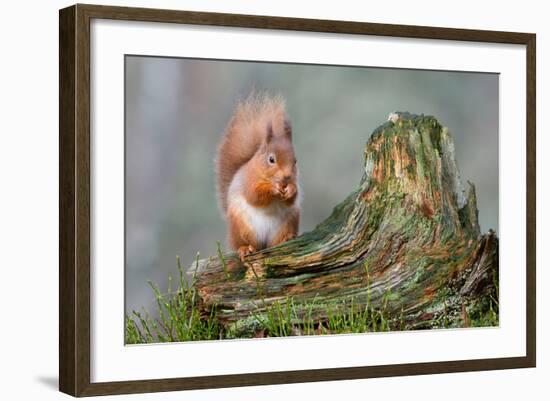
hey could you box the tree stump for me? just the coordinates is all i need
[195,112,498,336]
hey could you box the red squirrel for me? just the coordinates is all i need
[215,94,300,261]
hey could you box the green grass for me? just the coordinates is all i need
[125,254,222,344]
[125,257,499,344]
[248,296,402,338]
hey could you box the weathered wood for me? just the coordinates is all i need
[195,112,498,335]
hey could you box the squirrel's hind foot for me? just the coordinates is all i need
[238,244,257,262]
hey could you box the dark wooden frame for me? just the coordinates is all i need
[59,3,536,397]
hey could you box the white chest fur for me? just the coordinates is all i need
[227,167,297,247]
[234,196,287,247]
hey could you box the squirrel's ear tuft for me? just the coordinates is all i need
[266,122,274,143]
[284,119,292,139]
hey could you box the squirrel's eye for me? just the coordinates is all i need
[268,155,276,165]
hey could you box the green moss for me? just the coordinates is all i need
[127,112,498,342]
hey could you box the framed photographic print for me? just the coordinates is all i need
[59,3,536,397]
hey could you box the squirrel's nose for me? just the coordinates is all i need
[283,175,291,184]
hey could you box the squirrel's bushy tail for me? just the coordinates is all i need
[215,93,287,213]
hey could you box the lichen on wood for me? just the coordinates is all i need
[194,112,498,336]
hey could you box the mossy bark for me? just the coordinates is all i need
[195,113,498,336]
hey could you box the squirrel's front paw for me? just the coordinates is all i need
[281,183,297,201]
[271,185,283,197]
[238,245,256,262]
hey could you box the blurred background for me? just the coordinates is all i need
[125,56,498,317]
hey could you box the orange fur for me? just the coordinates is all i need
[216,93,289,212]
[227,207,259,250]
[215,93,300,255]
